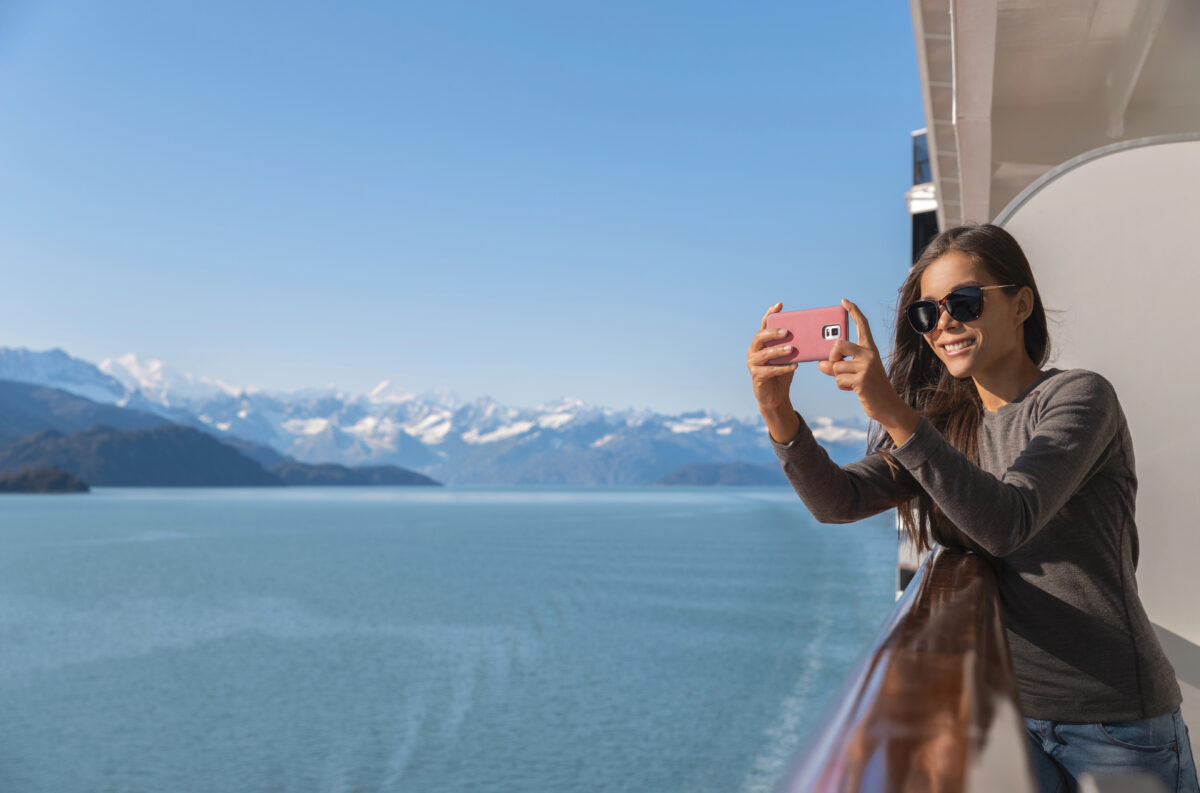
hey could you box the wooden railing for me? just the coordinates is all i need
[772,546,1036,793]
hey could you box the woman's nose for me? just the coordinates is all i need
[936,305,960,331]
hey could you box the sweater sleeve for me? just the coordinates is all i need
[769,409,917,523]
[888,371,1120,557]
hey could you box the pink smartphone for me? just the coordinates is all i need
[764,306,849,363]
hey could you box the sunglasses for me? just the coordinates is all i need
[905,284,1016,334]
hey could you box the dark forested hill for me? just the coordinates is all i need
[0,467,90,493]
[0,425,283,486]
[653,461,789,486]
[270,461,441,486]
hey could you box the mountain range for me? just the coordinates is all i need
[0,347,871,486]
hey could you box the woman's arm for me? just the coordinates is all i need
[748,302,916,523]
[889,371,1121,557]
[769,408,918,523]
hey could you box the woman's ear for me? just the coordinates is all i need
[1015,286,1034,323]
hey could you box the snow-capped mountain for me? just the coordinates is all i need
[0,346,871,484]
[99,353,243,407]
[0,347,129,405]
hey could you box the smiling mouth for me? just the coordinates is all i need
[941,338,976,354]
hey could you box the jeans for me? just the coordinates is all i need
[1024,706,1200,793]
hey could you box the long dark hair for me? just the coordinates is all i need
[871,223,1050,553]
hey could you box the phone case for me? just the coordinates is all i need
[764,306,849,363]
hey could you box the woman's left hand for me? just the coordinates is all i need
[818,299,921,445]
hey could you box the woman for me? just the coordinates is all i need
[745,223,1199,793]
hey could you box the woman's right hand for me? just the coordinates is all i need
[746,302,798,411]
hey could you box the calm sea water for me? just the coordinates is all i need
[0,486,898,793]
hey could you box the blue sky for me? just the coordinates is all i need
[0,1,924,422]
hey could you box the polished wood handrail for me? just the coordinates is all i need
[773,546,1036,793]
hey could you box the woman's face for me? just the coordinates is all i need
[916,250,1027,380]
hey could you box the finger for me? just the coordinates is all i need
[841,298,877,351]
[749,326,789,352]
[749,362,797,378]
[759,302,783,331]
[750,343,793,363]
[828,338,866,362]
[818,360,860,379]
[835,374,859,391]
[828,360,864,376]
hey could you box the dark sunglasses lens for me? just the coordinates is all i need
[945,287,985,322]
[906,301,938,333]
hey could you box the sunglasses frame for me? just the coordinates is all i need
[905,284,1017,335]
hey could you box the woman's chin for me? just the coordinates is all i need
[940,356,975,380]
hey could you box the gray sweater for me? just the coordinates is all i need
[769,367,1181,722]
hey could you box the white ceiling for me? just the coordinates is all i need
[911,0,1200,228]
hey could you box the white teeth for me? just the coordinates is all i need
[944,339,975,352]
